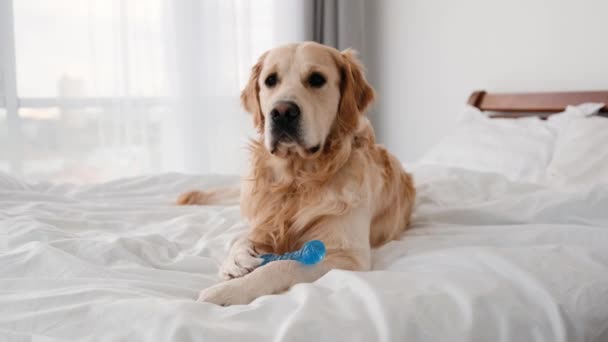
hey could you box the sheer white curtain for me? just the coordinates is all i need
[161,0,318,175]
[0,0,313,183]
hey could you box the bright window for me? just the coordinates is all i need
[1,0,286,183]
[2,0,168,183]
[13,0,167,98]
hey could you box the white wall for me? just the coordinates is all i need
[362,0,608,163]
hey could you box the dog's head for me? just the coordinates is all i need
[241,42,375,159]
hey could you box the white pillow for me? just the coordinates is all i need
[546,103,607,187]
[420,104,600,183]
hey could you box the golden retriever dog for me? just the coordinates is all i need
[178,42,415,306]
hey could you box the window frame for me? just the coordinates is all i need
[0,0,22,175]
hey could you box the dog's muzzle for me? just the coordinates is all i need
[270,101,301,153]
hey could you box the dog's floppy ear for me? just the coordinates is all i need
[241,52,268,133]
[336,49,375,135]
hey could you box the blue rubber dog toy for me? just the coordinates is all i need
[259,240,326,266]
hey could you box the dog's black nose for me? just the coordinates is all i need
[271,101,300,124]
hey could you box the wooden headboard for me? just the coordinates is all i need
[467,90,608,118]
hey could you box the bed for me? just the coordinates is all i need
[1,91,608,342]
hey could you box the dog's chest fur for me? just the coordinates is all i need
[241,140,364,254]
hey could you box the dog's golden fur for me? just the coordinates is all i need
[178,42,415,305]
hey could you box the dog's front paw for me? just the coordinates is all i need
[197,280,254,306]
[219,246,263,280]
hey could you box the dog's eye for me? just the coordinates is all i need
[308,72,326,88]
[264,73,278,88]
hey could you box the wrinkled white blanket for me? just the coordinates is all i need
[1,166,607,341]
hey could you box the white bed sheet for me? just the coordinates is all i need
[1,167,607,342]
